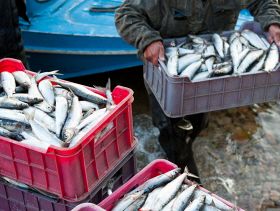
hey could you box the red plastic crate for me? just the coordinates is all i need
[99,159,245,211]
[0,148,136,211]
[0,58,136,202]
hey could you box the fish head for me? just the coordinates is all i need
[62,129,75,143]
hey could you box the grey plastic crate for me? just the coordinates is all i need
[143,22,280,118]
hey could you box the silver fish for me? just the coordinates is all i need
[38,79,55,106]
[140,187,163,211]
[0,118,30,132]
[235,48,250,72]
[264,43,279,72]
[61,95,82,143]
[230,38,243,72]
[229,32,240,43]
[193,189,232,210]
[15,86,28,93]
[203,45,216,58]
[189,35,206,44]
[21,131,50,150]
[223,41,230,57]
[261,37,270,49]
[0,110,29,125]
[172,184,197,211]
[77,108,107,130]
[131,168,181,195]
[167,50,179,76]
[178,54,202,74]
[165,47,178,58]
[24,107,56,133]
[54,87,74,101]
[12,93,43,104]
[201,204,222,211]
[152,172,188,211]
[192,71,210,81]
[125,194,148,211]
[30,119,65,147]
[35,70,62,82]
[0,97,29,109]
[1,72,16,97]
[34,100,54,113]
[28,77,44,101]
[205,57,215,74]
[12,71,31,87]
[112,190,145,211]
[54,80,107,105]
[241,29,267,50]
[0,126,23,141]
[178,48,195,56]
[213,64,232,76]
[80,101,99,112]
[162,197,176,211]
[180,59,203,79]
[212,33,224,58]
[184,195,205,211]
[250,53,266,73]
[55,96,68,137]
[237,50,264,73]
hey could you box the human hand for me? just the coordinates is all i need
[144,41,165,66]
[268,24,280,46]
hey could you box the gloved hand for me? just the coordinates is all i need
[144,41,165,66]
[268,24,280,46]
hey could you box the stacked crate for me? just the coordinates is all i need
[0,58,137,210]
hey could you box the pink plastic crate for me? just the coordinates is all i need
[72,203,105,211]
[0,58,136,202]
[99,159,244,211]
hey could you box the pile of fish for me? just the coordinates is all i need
[0,70,115,150]
[112,168,235,211]
[164,29,279,81]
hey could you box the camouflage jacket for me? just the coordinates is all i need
[115,0,280,57]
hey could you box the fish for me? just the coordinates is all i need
[0,97,29,109]
[80,101,99,112]
[167,50,179,76]
[250,53,266,73]
[152,172,188,211]
[23,107,56,133]
[54,87,74,101]
[112,190,145,211]
[12,71,31,87]
[192,71,210,82]
[53,79,107,105]
[0,126,23,141]
[171,184,197,211]
[180,59,203,79]
[38,79,55,106]
[162,197,176,211]
[28,77,44,101]
[237,50,264,73]
[2,176,29,189]
[34,100,54,113]
[229,32,240,43]
[230,37,243,72]
[205,57,215,74]
[35,70,62,82]
[61,95,83,143]
[0,118,30,132]
[29,119,65,147]
[21,131,50,150]
[12,93,43,104]
[264,43,279,72]
[184,195,205,211]
[241,29,267,50]
[140,187,163,211]
[212,33,224,58]
[55,96,68,137]
[1,71,16,97]
[131,168,181,195]
[213,64,233,76]
[77,108,107,130]
[178,54,202,74]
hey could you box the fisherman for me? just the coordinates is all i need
[0,0,29,67]
[115,0,280,178]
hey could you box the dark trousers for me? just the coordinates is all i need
[146,85,208,179]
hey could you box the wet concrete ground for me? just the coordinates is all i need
[71,66,280,210]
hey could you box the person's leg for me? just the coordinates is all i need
[145,83,208,182]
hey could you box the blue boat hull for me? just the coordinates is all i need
[21,0,142,78]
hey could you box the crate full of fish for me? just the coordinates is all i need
[0,148,135,211]
[0,58,136,201]
[144,22,280,117]
[99,159,244,211]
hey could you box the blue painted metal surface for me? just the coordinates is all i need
[20,0,142,78]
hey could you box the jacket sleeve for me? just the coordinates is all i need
[115,0,163,58]
[245,0,280,30]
